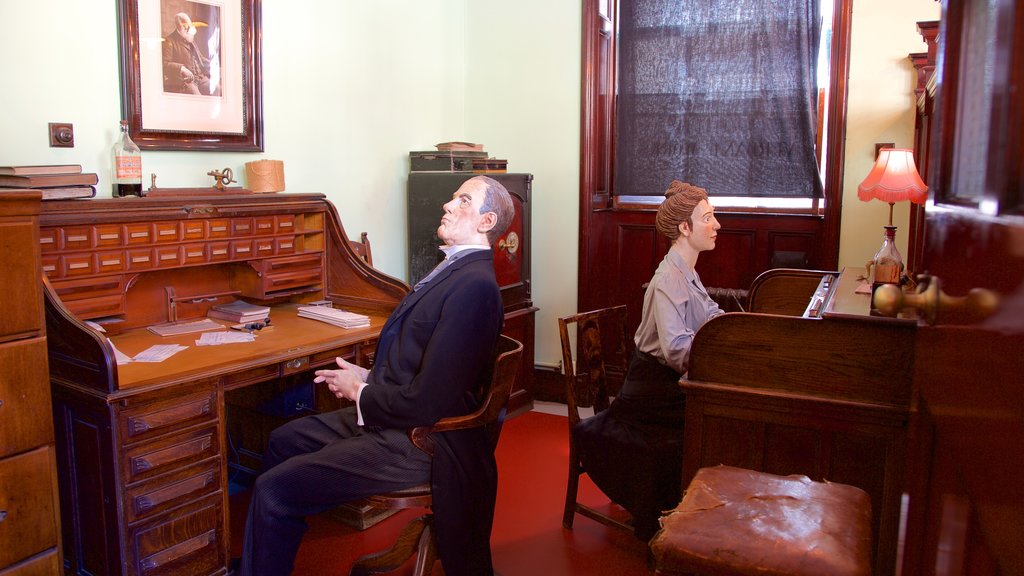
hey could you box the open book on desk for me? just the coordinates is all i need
[297,306,370,329]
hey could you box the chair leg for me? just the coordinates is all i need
[410,520,438,576]
[350,514,432,576]
[563,453,581,529]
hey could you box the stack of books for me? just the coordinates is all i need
[297,306,370,329]
[207,300,271,323]
[472,157,508,173]
[0,164,98,200]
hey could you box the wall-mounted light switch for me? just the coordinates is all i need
[49,122,74,147]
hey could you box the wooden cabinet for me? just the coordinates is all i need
[407,173,537,413]
[0,191,62,574]
[40,193,407,575]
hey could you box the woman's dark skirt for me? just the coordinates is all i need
[572,350,685,541]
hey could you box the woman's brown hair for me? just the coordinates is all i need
[655,180,709,241]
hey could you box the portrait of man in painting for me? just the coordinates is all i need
[161,1,222,97]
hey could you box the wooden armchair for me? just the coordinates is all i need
[349,334,524,576]
[557,305,634,534]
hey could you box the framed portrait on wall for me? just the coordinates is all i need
[117,0,263,151]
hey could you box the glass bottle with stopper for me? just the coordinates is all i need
[870,226,902,289]
[112,120,142,197]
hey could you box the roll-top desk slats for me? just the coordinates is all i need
[41,193,407,575]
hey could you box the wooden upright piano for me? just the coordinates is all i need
[681,267,917,576]
[40,193,408,576]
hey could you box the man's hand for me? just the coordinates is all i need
[313,357,367,401]
[180,66,195,84]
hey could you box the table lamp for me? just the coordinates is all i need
[857,148,928,295]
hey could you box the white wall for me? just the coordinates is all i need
[841,0,942,269]
[0,0,941,369]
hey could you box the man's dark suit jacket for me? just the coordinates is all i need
[361,248,504,575]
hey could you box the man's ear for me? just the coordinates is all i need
[478,211,497,233]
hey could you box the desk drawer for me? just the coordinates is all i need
[131,495,224,576]
[223,364,280,390]
[308,345,358,369]
[0,338,53,459]
[0,548,60,576]
[238,253,324,299]
[119,389,217,445]
[0,447,60,568]
[123,426,218,484]
[126,459,220,523]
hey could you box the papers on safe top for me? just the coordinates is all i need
[297,306,370,329]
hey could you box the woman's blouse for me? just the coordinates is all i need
[634,248,724,375]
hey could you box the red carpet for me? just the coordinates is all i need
[230,409,652,575]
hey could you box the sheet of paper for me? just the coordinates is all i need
[148,318,223,336]
[132,344,189,363]
[108,340,134,365]
[84,320,106,333]
[196,331,255,346]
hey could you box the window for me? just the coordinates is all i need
[583,0,851,215]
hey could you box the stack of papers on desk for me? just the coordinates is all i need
[148,318,223,336]
[297,306,370,329]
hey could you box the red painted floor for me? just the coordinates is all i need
[230,409,652,575]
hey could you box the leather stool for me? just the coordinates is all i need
[650,465,873,576]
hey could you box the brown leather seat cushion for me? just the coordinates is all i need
[651,465,872,576]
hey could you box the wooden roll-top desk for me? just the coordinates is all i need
[40,193,408,576]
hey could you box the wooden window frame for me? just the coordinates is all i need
[579,0,851,269]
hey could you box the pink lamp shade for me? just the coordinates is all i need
[857,148,928,205]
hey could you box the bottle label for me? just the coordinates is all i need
[872,262,900,285]
[115,155,142,180]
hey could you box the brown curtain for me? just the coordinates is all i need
[614,0,823,198]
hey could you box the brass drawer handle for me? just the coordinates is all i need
[140,530,216,572]
[285,357,309,371]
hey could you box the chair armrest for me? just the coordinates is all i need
[404,335,523,458]
[407,396,499,457]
